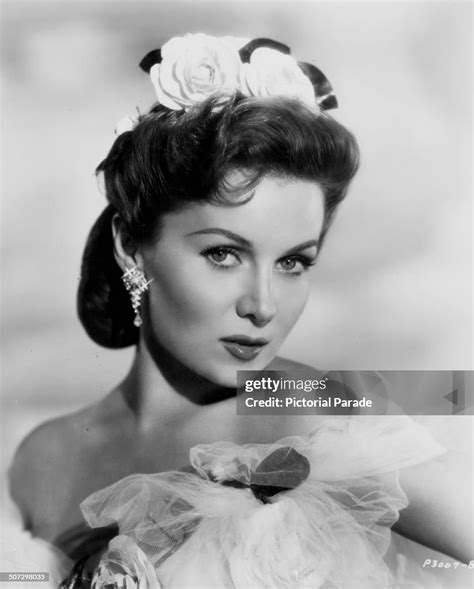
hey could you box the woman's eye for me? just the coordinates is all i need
[280,257,298,271]
[276,256,315,275]
[201,246,241,269]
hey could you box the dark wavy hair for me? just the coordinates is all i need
[78,93,359,348]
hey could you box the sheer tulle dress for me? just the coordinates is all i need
[57,415,454,588]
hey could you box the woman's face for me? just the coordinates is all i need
[139,175,325,387]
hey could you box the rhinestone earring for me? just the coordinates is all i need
[121,266,152,327]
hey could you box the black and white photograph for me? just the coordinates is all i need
[1,1,473,588]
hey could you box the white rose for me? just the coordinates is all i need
[240,47,315,107]
[150,33,242,110]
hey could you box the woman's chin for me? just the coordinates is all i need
[203,354,277,390]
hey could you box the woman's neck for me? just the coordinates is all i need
[119,337,235,430]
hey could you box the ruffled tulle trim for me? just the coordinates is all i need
[78,416,445,588]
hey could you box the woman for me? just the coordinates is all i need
[8,34,472,588]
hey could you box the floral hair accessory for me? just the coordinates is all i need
[139,34,337,112]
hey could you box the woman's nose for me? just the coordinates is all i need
[236,270,276,327]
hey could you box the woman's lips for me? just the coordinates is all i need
[220,336,268,361]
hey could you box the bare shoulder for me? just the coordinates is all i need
[7,402,103,529]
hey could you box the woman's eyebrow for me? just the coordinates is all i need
[284,239,319,255]
[185,228,252,248]
[187,229,319,253]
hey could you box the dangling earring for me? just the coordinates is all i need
[121,266,152,327]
